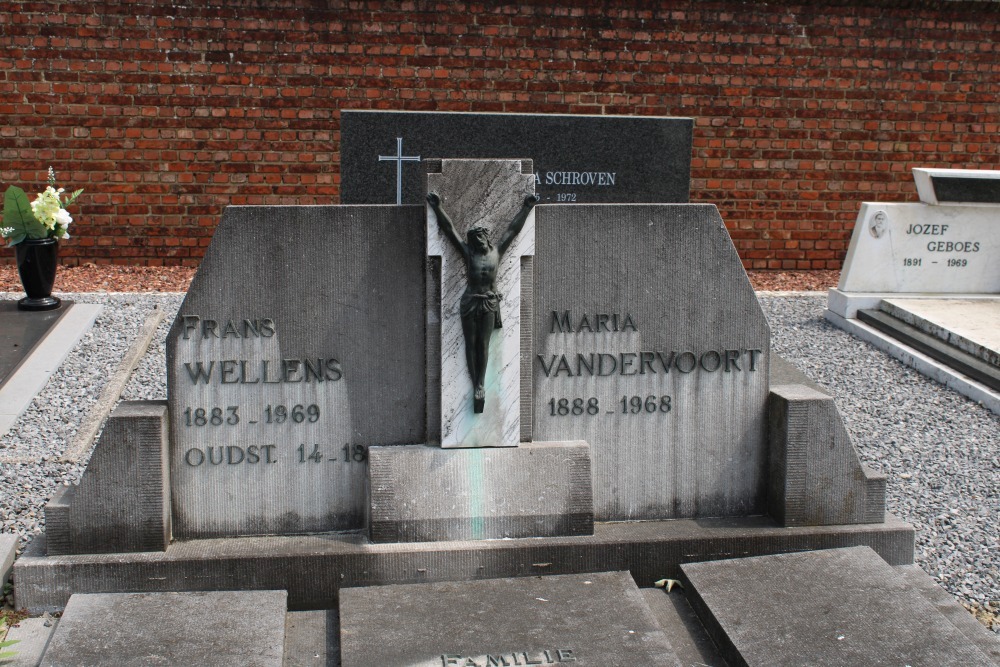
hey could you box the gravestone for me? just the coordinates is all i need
[340,110,693,205]
[827,167,1000,414]
[165,207,427,538]
[21,154,914,666]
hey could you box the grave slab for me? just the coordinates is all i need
[283,609,339,667]
[0,303,101,442]
[880,298,1000,368]
[368,441,593,542]
[857,307,1000,391]
[2,617,57,667]
[825,305,1000,416]
[39,590,287,667]
[341,110,692,205]
[0,300,70,387]
[680,546,995,667]
[339,571,682,667]
[639,589,726,667]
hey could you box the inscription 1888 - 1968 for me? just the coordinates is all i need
[538,310,763,420]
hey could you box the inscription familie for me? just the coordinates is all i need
[441,649,576,666]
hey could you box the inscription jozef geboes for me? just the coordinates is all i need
[531,204,770,522]
[166,207,426,539]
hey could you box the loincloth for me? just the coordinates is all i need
[460,290,502,328]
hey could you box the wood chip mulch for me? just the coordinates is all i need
[0,264,839,293]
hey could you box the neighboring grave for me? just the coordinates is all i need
[340,110,693,205]
[827,167,1000,414]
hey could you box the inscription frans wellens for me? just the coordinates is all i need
[174,315,365,468]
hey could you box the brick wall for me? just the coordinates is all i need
[1,0,997,268]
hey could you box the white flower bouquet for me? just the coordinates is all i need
[1,167,83,245]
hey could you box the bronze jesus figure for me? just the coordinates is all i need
[427,191,539,413]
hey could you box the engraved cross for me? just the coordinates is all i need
[378,137,421,205]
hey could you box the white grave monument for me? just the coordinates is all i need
[826,168,1000,414]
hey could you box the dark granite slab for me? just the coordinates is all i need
[341,110,692,205]
[0,300,71,387]
[931,174,1000,203]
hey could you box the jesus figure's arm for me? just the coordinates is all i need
[427,193,468,259]
[499,194,540,255]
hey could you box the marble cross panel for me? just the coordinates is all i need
[426,159,535,447]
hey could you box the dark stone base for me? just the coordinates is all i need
[14,515,915,613]
[17,295,60,311]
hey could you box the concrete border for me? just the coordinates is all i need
[61,307,165,463]
[0,304,102,443]
[825,309,1000,416]
[14,515,915,613]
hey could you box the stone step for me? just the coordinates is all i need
[38,590,287,667]
[679,546,998,667]
[857,307,1000,391]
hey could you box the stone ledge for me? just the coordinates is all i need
[14,514,914,613]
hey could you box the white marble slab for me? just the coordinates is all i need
[880,298,1000,367]
[427,159,535,448]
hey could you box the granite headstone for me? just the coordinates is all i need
[340,110,692,205]
[531,204,770,520]
[165,206,426,539]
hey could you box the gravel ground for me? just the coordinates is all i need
[0,291,996,630]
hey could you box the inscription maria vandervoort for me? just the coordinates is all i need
[537,310,764,418]
[174,314,368,470]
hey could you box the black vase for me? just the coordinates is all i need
[16,237,60,311]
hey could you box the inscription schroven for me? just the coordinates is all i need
[178,315,343,385]
[540,311,762,377]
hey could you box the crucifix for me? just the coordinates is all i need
[378,137,421,205]
[426,159,536,448]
